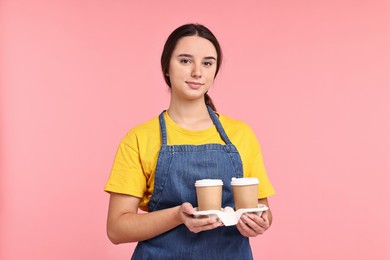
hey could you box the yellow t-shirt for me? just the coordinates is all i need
[104,112,275,211]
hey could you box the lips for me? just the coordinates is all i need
[186,81,204,89]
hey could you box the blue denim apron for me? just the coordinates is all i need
[132,106,253,259]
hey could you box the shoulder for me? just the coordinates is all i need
[121,115,161,147]
[131,115,161,134]
[218,113,260,148]
[218,113,255,134]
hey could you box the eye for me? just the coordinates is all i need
[203,61,214,67]
[180,59,191,64]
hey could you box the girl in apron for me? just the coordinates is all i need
[105,23,275,259]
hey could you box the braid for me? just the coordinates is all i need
[205,93,216,111]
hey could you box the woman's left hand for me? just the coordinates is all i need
[236,210,270,237]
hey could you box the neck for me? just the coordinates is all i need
[167,100,213,130]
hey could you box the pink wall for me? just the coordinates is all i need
[1,1,389,259]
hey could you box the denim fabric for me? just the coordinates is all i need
[132,106,253,260]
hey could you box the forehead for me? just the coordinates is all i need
[172,36,217,57]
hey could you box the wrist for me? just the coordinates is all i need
[173,205,184,225]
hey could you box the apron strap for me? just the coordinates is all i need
[207,106,233,145]
[158,111,168,145]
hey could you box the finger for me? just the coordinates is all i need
[247,213,269,229]
[236,219,247,236]
[198,220,223,231]
[241,216,260,235]
[188,218,222,233]
[236,219,248,237]
[237,218,256,237]
[193,217,219,226]
[241,214,266,235]
[186,214,218,225]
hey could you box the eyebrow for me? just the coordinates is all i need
[177,53,217,60]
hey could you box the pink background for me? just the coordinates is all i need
[1,0,389,259]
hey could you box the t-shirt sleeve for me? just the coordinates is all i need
[104,131,147,198]
[242,126,276,198]
[250,149,276,198]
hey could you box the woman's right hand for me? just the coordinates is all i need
[178,202,223,233]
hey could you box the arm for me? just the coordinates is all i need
[236,197,273,237]
[106,193,222,244]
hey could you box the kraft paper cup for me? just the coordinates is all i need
[195,179,223,211]
[231,177,259,210]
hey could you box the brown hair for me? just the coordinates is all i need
[161,23,222,111]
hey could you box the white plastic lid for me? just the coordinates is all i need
[231,177,259,186]
[195,179,223,187]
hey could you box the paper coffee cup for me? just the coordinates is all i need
[231,177,259,210]
[195,179,223,211]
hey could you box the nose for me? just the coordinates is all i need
[191,63,202,79]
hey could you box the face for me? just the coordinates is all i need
[167,36,218,103]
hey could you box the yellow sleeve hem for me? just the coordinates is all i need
[104,185,144,198]
[258,188,276,199]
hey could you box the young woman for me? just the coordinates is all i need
[105,23,275,259]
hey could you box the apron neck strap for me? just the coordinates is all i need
[207,106,232,145]
[158,111,168,145]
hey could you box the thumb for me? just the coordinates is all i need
[261,210,269,222]
[182,202,195,215]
